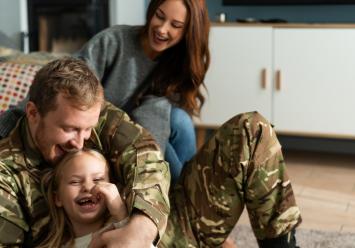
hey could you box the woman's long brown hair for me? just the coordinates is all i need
[143,0,210,116]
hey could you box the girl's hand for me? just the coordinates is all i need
[91,182,128,221]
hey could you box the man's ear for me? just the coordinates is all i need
[54,192,63,207]
[26,101,39,123]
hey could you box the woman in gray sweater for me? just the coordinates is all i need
[75,0,211,184]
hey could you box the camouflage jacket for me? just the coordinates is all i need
[0,102,170,247]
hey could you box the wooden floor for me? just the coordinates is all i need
[237,150,355,233]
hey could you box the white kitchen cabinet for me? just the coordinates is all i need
[198,25,355,138]
[197,26,273,126]
[273,28,355,136]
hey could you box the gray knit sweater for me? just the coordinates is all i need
[0,25,171,152]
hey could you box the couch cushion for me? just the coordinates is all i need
[1,51,67,65]
[0,46,20,58]
[0,62,42,113]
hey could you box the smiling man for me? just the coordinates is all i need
[0,57,170,247]
[26,71,102,165]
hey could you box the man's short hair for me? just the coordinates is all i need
[29,57,104,116]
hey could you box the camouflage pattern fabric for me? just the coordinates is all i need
[0,119,49,247]
[0,103,300,247]
[90,102,170,240]
[160,112,301,247]
[0,102,170,246]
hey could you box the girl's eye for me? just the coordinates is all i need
[69,181,80,185]
[94,178,104,183]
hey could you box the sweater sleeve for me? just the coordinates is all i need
[95,102,170,242]
[130,95,172,154]
[74,26,122,83]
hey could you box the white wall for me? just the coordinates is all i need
[109,0,147,26]
[0,0,20,48]
[0,0,28,51]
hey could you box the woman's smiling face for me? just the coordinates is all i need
[146,0,187,58]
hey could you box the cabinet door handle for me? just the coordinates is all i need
[275,70,282,91]
[261,68,267,89]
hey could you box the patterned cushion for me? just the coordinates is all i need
[0,62,42,113]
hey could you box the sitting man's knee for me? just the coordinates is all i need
[223,111,273,137]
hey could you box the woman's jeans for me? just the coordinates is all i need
[165,107,196,184]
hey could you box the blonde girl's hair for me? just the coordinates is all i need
[38,149,109,248]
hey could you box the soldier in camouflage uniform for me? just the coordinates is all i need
[0,58,301,247]
[0,58,169,247]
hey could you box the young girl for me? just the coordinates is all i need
[38,149,132,248]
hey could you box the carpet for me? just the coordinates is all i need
[229,225,355,248]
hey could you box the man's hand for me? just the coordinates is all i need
[89,213,158,248]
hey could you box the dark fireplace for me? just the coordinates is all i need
[27,0,109,53]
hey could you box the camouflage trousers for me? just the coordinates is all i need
[160,112,301,248]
